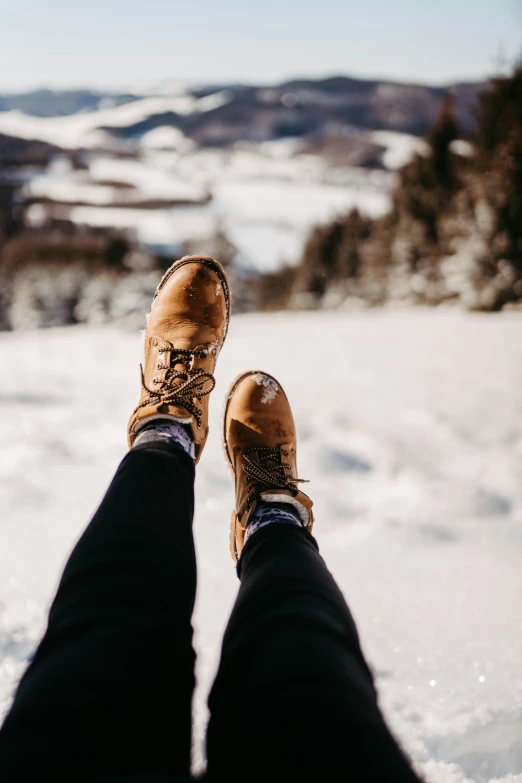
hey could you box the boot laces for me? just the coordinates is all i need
[136,346,215,429]
[242,446,308,509]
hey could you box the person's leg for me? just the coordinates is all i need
[207,370,421,781]
[0,254,231,783]
[0,440,197,782]
[208,522,421,782]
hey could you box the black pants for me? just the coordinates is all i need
[0,443,421,782]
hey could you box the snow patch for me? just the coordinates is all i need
[140,126,195,152]
[205,338,221,357]
[371,130,429,170]
[1,309,521,781]
[251,373,280,403]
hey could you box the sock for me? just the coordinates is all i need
[133,419,196,460]
[244,500,303,545]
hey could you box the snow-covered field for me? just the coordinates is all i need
[1,309,521,782]
[0,95,406,270]
[24,144,392,271]
[0,93,230,149]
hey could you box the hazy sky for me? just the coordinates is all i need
[1,0,521,91]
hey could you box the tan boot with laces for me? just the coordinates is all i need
[223,370,314,562]
[128,255,230,463]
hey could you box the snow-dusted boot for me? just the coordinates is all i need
[224,371,314,562]
[128,255,230,463]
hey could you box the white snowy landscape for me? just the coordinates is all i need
[0,84,433,271]
[0,308,521,782]
[23,142,392,272]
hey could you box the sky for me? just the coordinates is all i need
[0,0,521,92]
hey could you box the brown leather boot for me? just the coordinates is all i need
[224,370,314,562]
[128,255,230,462]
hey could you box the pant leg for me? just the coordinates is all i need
[0,443,197,783]
[207,524,421,782]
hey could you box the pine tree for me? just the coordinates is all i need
[474,60,522,165]
[427,94,461,191]
[298,219,345,297]
[474,59,522,287]
[337,209,372,279]
[394,93,462,243]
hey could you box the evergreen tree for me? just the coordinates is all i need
[394,93,462,243]
[475,61,522,273]
[337,209,372,279]
[298,219,345,297]
[474,60,522,165]
[427,94,461,190]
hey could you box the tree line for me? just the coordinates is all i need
[259,60,522,312]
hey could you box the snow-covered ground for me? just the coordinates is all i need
[1,309,521,782]
[1,96,408,270]
[0,92,231,149]
[25,143,392,271]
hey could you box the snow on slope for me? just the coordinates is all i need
[1,310,521,782]
[26,148,391,271]
[0,92,231,149]
[371,130,429,169]
[1,96,399,271]
[26,155,208,206]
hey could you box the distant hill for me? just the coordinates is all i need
[0,76,485,143]
[0,89,140,118]
[267,75,482,135]
[0,133,61,167]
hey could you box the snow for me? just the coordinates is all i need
[61,204,215,246]
[27,149,391,271]
[27,179,121,207]
[140,126,196,152]
[0,96,405,271]
[25,155,208,206]
[194,90,231,113]
[371,130,429,169]
[0,93,231,150]
[1,309,521,781]
[214,177,388,225]
[87,157,207,201]
[251,372,280,403]
[40,175,387,271]
[450,139,475,158]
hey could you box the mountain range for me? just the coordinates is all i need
[0,75,484,148]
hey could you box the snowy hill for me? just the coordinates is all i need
[0,309,521,782]
[0,77,482,135]
[0,75,482,274]
[0,89,140,118]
